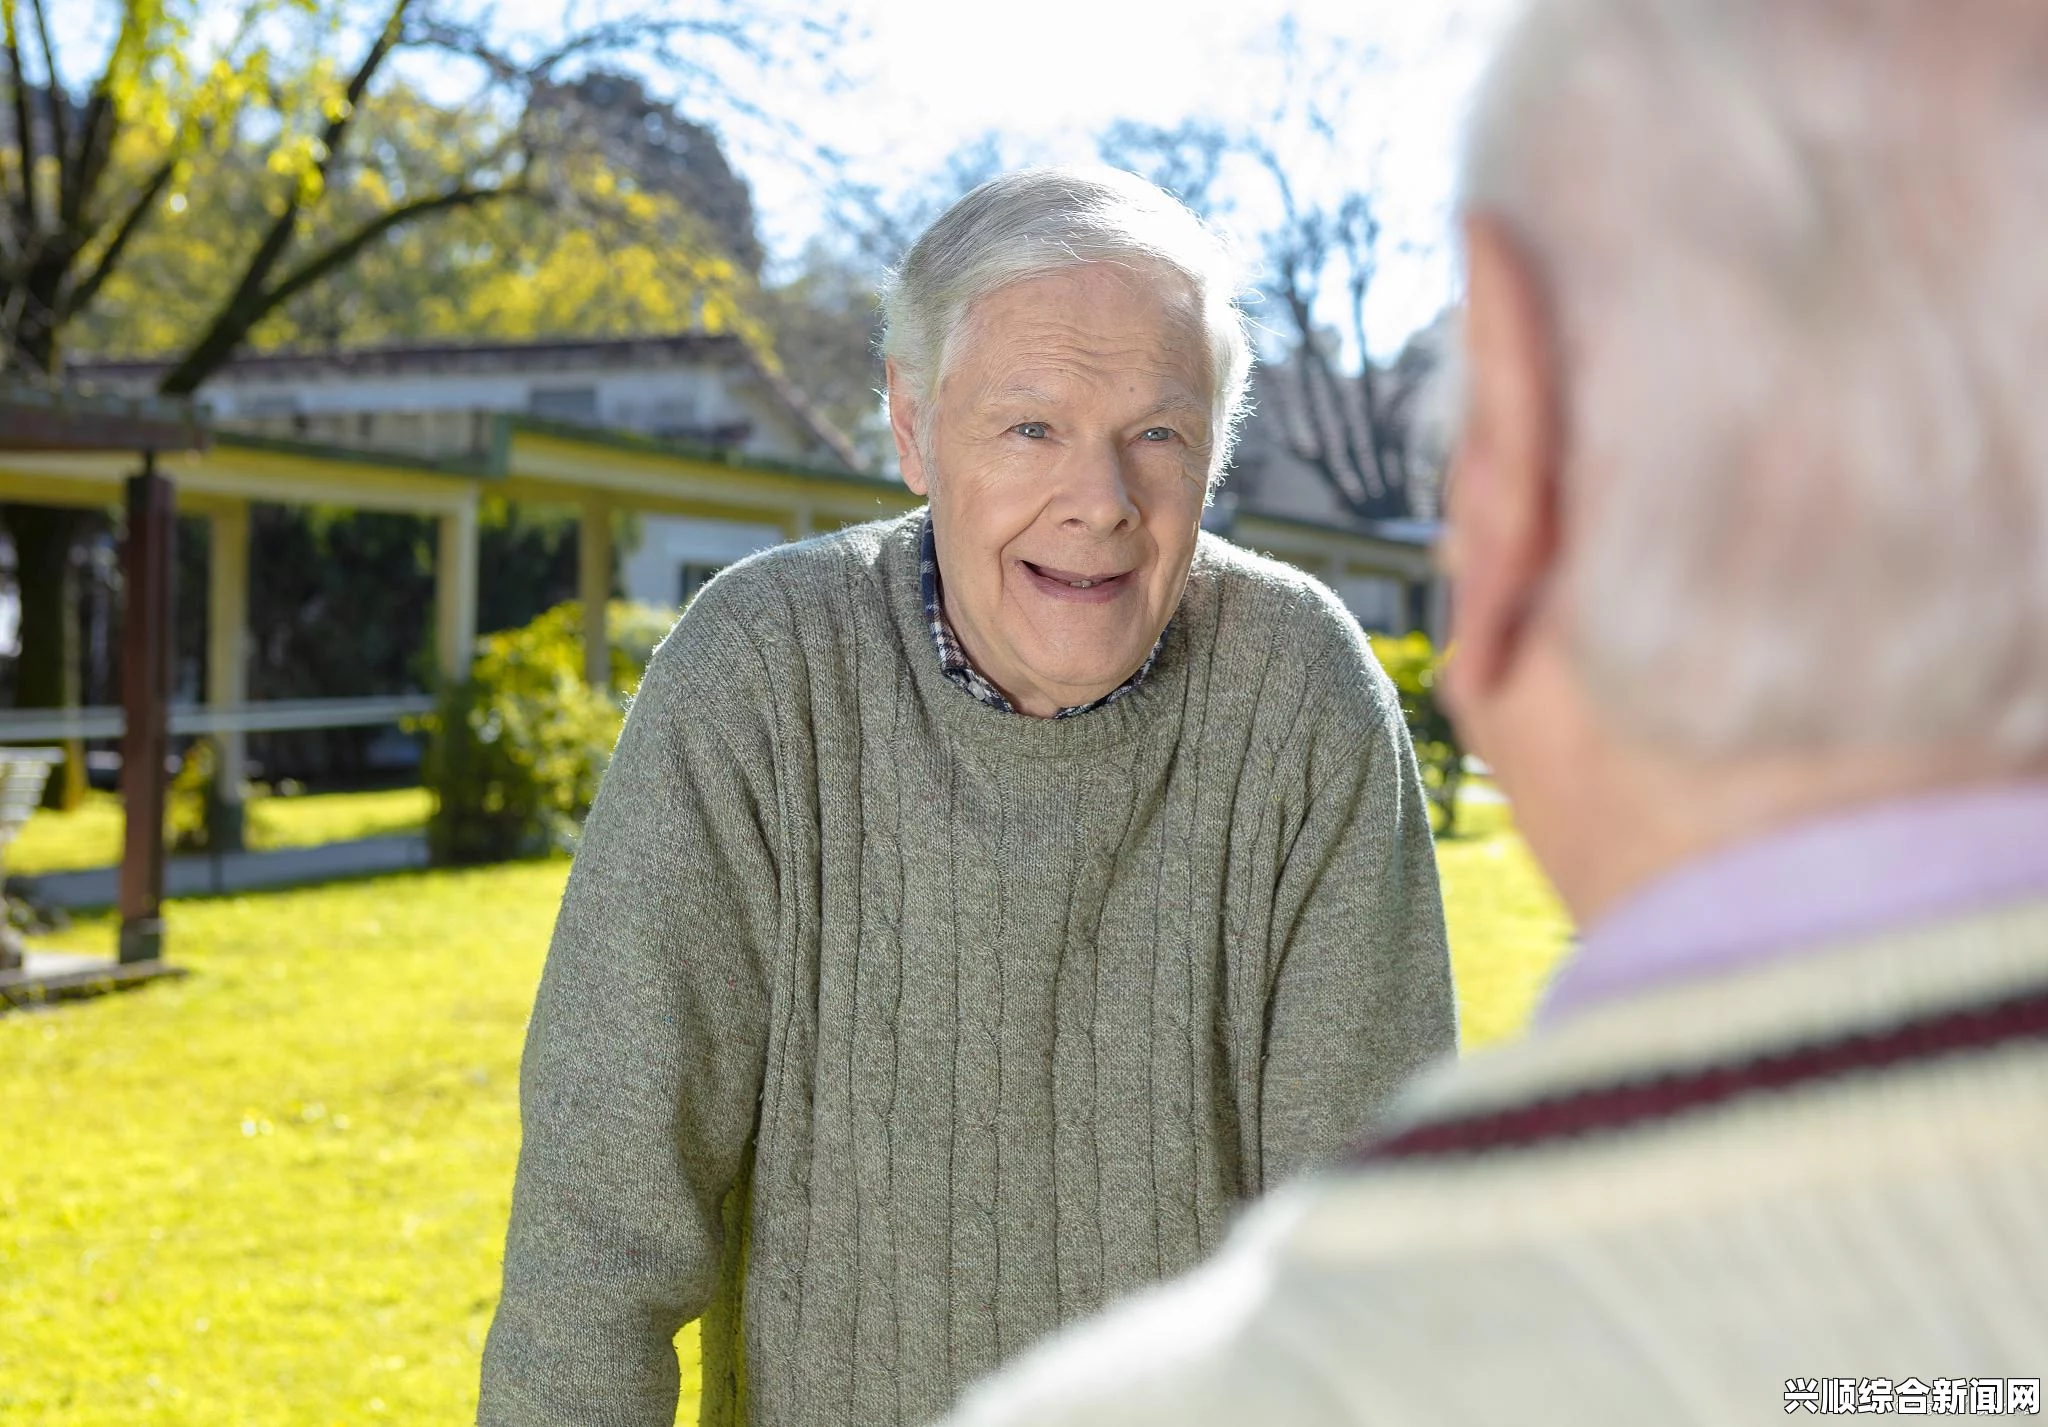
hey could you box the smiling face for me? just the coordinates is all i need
[890,262,1215,717]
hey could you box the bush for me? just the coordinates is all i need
[420,600,674,866]
[1368,631,1466,837]
[166,738,263,854]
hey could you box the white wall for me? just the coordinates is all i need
[205,362,826,464]
[620,516,788,608]
[1333,575,1408,634]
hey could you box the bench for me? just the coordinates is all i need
[0,748,63,972]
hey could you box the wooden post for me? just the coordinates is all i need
[119,459,175,965]
[578,498,611,691]
[205,501,250,851]
[435,500,479,685]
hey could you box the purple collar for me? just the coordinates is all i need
[1538,781,2048,1026]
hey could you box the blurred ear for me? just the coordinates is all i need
[1442,216,1564,720]
[886,359,932,497]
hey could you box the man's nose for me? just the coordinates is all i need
[1052,438,1140,535]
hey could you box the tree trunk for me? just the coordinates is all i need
[3,502,88,809]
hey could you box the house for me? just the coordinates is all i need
[75,332,859,610]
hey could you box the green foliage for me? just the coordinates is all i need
[71,73,774,364]
[165,737,268,854]
[607,601,677,696]
[420,600,673,866]
[166,737,218,854]
[1368,631,1466,837]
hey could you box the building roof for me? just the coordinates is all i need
[72,332,754,384]
[0,383,207,453]
[71,331,862,473]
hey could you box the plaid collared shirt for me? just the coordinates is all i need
[919,512,1166,719]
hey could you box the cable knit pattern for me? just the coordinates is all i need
[476,510,1458,1427]
[937,898,2048,1427]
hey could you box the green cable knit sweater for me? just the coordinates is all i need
[477,511,1457,1427]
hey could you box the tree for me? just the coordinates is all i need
[755,241,889,469]
[755,133,1027,474]
[73,76,776,357]
[1098,23,1445,525]
[0,0,834,804]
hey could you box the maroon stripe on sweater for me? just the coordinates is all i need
[1352,983,2048,1164]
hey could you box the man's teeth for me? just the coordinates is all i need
[1031,564,1114,589]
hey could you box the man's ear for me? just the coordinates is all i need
[886,359,932,497]
[1442,215,1564,715]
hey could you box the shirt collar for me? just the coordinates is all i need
[919,510,1166,719]
[1539,781,2048,1026]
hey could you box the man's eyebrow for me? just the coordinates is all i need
[981,384,1060,408]
[1142,393,1211,422]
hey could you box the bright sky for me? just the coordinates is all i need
[408,0,1515,354]
[748,0,1514,354]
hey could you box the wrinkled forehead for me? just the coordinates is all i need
[941,261,1214,411]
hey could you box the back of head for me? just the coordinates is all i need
[1462,0,2048,759]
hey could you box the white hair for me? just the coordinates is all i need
[1461,0,2048,757]
[881,166,1254,483]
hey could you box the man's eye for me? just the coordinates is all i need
[1013,422,1048,439]
[1140,427,1177,442]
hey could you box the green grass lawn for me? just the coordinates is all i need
[0,797,1570,1425]
[6,787,434,877]
[1437,796,1578,1050]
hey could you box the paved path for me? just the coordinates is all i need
[0,947,187,1008]
[12,834,430,910]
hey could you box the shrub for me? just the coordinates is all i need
[166,738,264,854]
[1367,631,1466,837]
[420,601,674,866]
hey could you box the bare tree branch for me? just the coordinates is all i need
[26,0,61,192]
[159,0,412,394]
[66,0,149,246]
[261,181,514,315]
[1337,193,1398,498]
[58,153,175,323]
[4,7,37,236]
[1100,101,1422,521]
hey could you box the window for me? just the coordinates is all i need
[527,385,600,423]
[240,393,300,418]
[679,562,726,606]
[1335,576,1407,634]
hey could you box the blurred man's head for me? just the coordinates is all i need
[1442,0,2048,921]
[880,168,1251,716]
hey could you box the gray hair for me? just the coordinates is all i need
[881,166,1254,482]
[1461,0,2048,758]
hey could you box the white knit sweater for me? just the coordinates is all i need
[940,897,2048,1426]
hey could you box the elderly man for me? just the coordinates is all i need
[476,167,1456,1427]
[936,4,2048,1425]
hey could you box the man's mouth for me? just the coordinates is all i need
[1022,561,1132,593]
